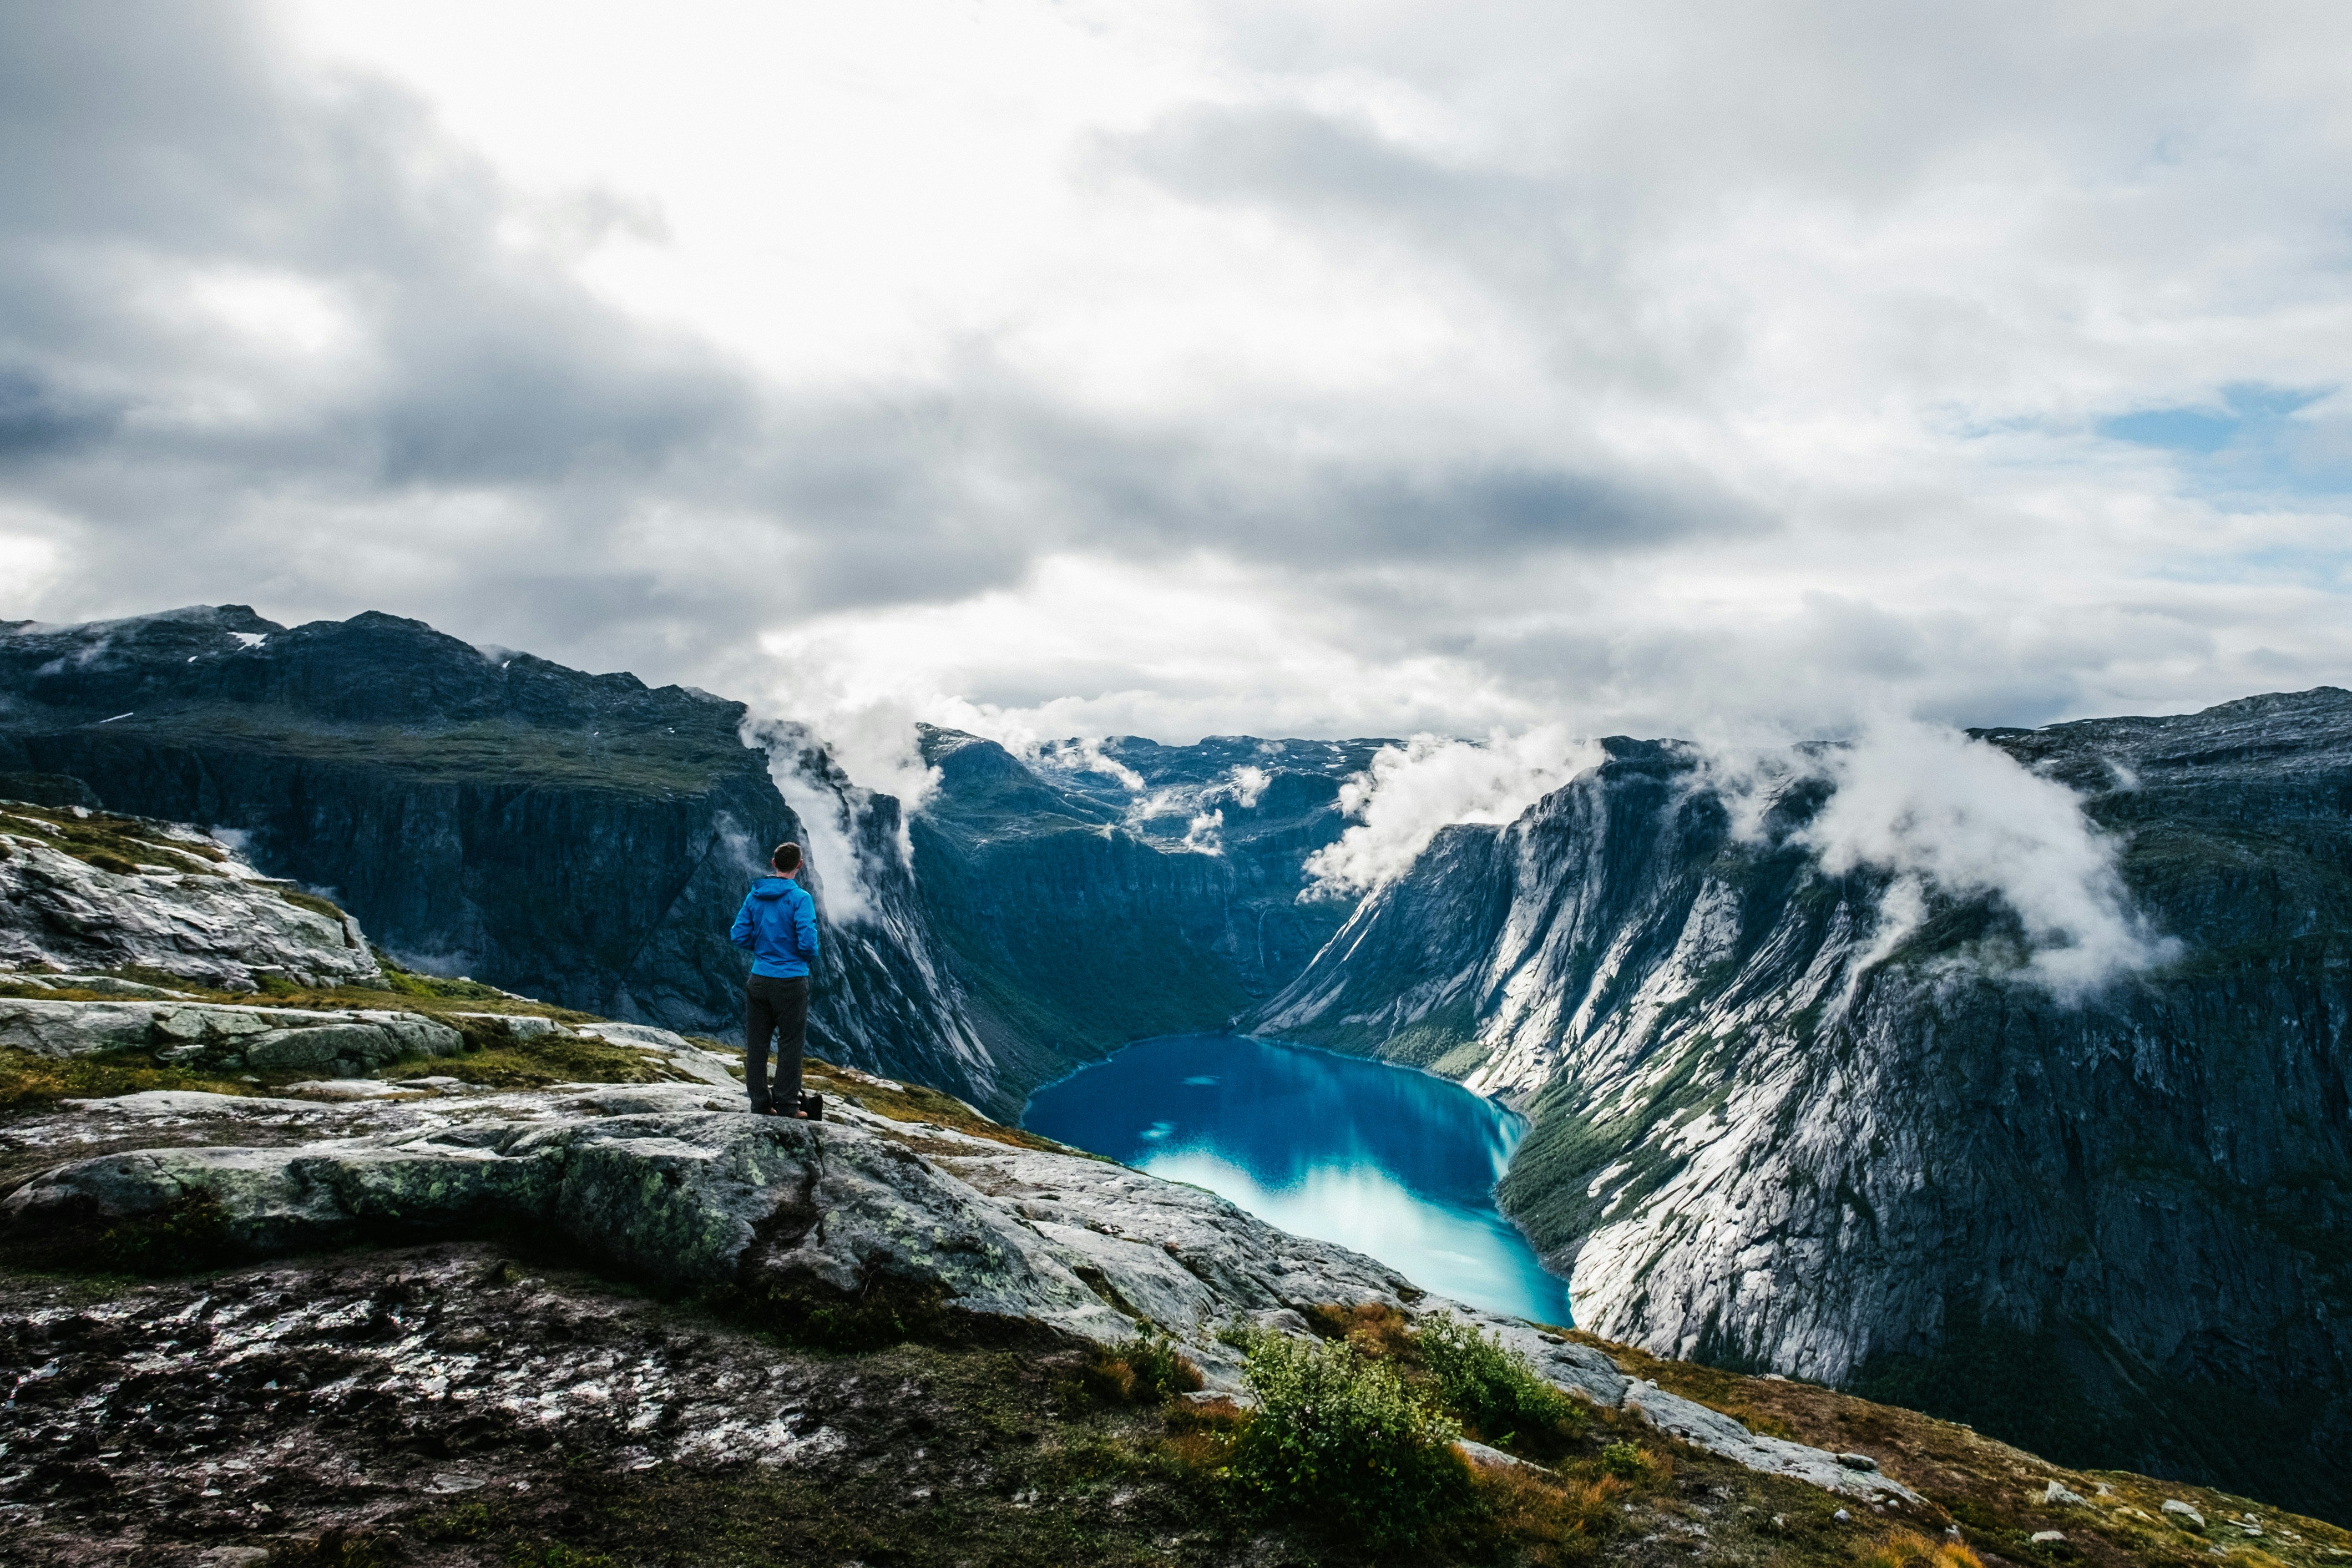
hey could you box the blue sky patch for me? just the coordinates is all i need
[2098,382,2345,498]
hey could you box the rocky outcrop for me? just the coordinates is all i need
[0,1078,1921,1505]
[0,801,378,989]
[0,989,746,1089]
[1249,691,2352,1521]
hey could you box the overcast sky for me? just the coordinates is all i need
[3,0,2348,768]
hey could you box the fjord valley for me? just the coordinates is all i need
[3,604,2350,1562]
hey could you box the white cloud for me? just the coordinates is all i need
[1182,808,1226,854]
[1035,736,1147,792]
[1795,719,2178,994]
[1302,725,1601,896]
[740,716,904,923]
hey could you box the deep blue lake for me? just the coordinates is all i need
[1023,1033,1572,1324]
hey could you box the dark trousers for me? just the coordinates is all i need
[744,973,811,1112]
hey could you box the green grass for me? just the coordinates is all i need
[376,1030,675,1090]
[0,1045,268,1111]
[1415,1311,1590,1459]
[277,888,351,923]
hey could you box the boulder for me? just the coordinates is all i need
[0,823,380,989]
[1622,1381,1922,1504]
[0,997,461,1071]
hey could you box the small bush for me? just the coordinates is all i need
[1227,1328,1470,1547]
[1416,1311,1590,1454]
[1086,1329,1206,1404]
[1599,1440,1650,1479]
[1129,1329,1205,1397]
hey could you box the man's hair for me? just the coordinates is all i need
[771,842,803,873]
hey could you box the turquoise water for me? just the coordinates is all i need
[1023,1033,1572,1324]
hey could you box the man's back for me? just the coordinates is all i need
[731,876,819,978]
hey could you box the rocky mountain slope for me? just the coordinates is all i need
[0,608,992,1100]
[17,606,2350,1528]
[1249,690,2352,1523]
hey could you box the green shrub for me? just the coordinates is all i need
[1599,1440,1650,1479]
[1128,1329,1206,1399]
[1228,1328,1470,1547]
[1415,1311,1589,1454]
[1086,1329,1206,1404]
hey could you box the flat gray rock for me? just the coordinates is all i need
[1623,1380,1921,1503]
[0,996,464,1075]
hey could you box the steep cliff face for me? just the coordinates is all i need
[1251,693,2352,1521]
[909,727,1377,1101]
[0,607,985,1097]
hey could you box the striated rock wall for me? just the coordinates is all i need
[1250,692,2352,1520]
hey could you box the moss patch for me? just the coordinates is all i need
[0,1044,265,1111]
[377,1030,674,1090]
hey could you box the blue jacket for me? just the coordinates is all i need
[730,876,820,979]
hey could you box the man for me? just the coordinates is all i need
[729,841,820,1117]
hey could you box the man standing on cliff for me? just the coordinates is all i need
[729,841,820,1117]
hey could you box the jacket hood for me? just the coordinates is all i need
[750,877,797,900]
